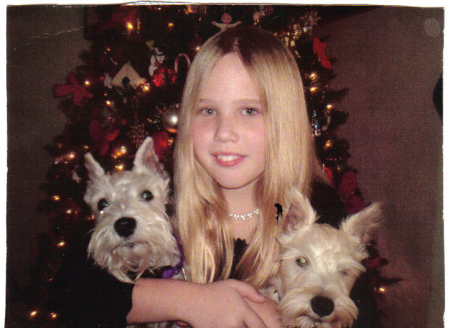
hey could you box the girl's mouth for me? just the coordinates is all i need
[214,153,244,167]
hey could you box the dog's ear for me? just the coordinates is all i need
[340,202,382,244]
[282,189,317,231]
[133,137,164,174]
[84,153,105,179]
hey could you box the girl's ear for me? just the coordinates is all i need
[84,153,105,180]
[282,188,317,231]
[133,137,164,175]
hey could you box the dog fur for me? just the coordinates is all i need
[84,137,180,284]
[267,189,381,328]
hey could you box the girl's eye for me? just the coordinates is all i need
[97,198,109,213]
[242,108,258,115]
[296,257,309,268]
[141,190,154,201]
[200,108,215,115]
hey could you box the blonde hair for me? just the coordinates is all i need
[174,27,326,288]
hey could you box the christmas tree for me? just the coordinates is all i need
[21,4,398,326]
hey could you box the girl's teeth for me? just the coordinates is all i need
[217,155,239,162]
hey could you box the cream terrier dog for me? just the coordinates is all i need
[268,189,381,328]
[84,137,181,284]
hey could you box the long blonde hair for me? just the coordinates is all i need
[174,26,325,288]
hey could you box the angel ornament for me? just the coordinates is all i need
[212,12,241,32]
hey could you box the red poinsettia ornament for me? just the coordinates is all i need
[53,71,93,105]
[313,38,332,70]
[89,119,121,156]
[338,169,366,214]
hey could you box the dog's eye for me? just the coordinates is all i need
[141,190,154,201]
[97,198,109,212]
[296,257,308,268]
[339,269,349,276]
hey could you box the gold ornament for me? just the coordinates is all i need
[162,104,180,133]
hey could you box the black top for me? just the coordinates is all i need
[48,181,382,327]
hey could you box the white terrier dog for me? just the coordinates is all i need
[269,189,381,328]
[84,137,181,284]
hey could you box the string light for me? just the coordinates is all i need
[115,163,125,172]
[84,80,90,86]
[57,240,66,247]
[50,312,58,319]
[112,145,128,159]
[51,195,60,202]
[30,310,38,318]
[326,104,334,110]
[310,86,318,93]
[126,22,134,31]
[67,151,76,160]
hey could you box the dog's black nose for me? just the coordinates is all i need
[311,296,334,317]
[114,217,136,237]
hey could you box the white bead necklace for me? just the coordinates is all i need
[229,208,260,220]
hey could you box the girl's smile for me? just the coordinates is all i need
[192,53,266,192]
[214,153,245,167]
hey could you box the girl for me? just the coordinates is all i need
[50,26,379,328]
[128,26,329,327]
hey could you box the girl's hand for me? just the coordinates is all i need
[245,297,282,328]
[182,279,268,328]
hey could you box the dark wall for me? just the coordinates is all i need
[7,5,90,291]
[316,6,444,327]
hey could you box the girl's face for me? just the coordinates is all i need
[192,53,266,194]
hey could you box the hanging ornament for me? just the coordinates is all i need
[212,12,242,32]
[148,47,166,77]
[128,118,148,149]
[311,110,322,136]
[162,103,180,133]
[174,53,191,75]
[302,10,321,35]
[111,62,147,89]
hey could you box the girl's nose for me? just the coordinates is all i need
[214,114,239,143]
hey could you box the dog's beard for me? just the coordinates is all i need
[88,223,179,283]
[280,287,358,328]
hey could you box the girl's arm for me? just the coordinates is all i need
[128,278,271,328]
